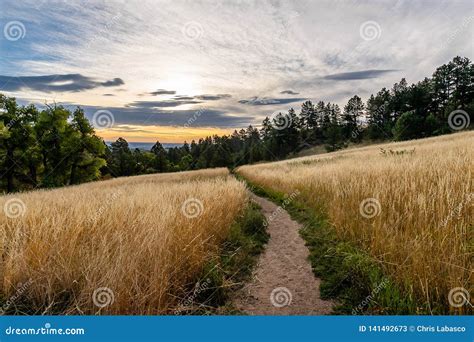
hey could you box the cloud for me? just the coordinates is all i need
[133,93,232,105]
[103,93,115,96]
[17,98,255,128]
[0,74,124,93]
[238,96,305,106]
[144,93,231,101]
[280,90,299,95]
[173,96,195,100]
[2,0,473,138]
[322,69,398,81]
[127,99,201,108]
[149,89,176,95]
[194,94,232,101]
[84,105,253,128]
[100,78,125,87]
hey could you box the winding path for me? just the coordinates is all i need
[234,194,334,315]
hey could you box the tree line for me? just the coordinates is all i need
[1,56,472,193]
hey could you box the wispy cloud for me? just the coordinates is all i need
[84,105,253,128]
[194,94,231,101]
[322,69,398,81]
[0,74,124,93]
[280,90,299,95]
[149,89,177,96]
[127,99,201,108]
[238,96,305,106]
[1,0,472,141]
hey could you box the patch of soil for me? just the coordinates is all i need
[234,194,334,315]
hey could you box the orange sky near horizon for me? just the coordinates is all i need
[96,125,236,143]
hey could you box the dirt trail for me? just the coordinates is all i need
[234,194,334,315]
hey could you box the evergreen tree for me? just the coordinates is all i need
[65,108,106,185]
[343,95,364,141]
[151,141,169,172]
[110,138,134,176]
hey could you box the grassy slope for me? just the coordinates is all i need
[0,201,268,315]
[176,201,269,315]
[235,174,426,315]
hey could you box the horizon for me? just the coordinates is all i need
[1,0,473,143]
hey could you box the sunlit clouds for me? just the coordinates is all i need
[97,124,234,143]
[1,0,473,142]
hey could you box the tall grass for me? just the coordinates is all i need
[237,131,473,313]
[0,168,248,314]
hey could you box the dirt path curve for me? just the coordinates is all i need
[234,194,334,315]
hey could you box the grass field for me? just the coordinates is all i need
[237,131,473,314]
[0,168,249,314]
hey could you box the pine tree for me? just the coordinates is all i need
[343,95,364,141]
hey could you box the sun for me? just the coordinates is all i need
[160,74,201,96]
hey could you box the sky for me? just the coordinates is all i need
[0,0,473,143]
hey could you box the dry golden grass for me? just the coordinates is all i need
[238,131,473,313]
[0,168,248,314]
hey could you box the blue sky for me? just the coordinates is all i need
[0,0,473,142]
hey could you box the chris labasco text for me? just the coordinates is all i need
[417,325,466,333]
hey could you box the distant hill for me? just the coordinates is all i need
[106,142,181,151]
